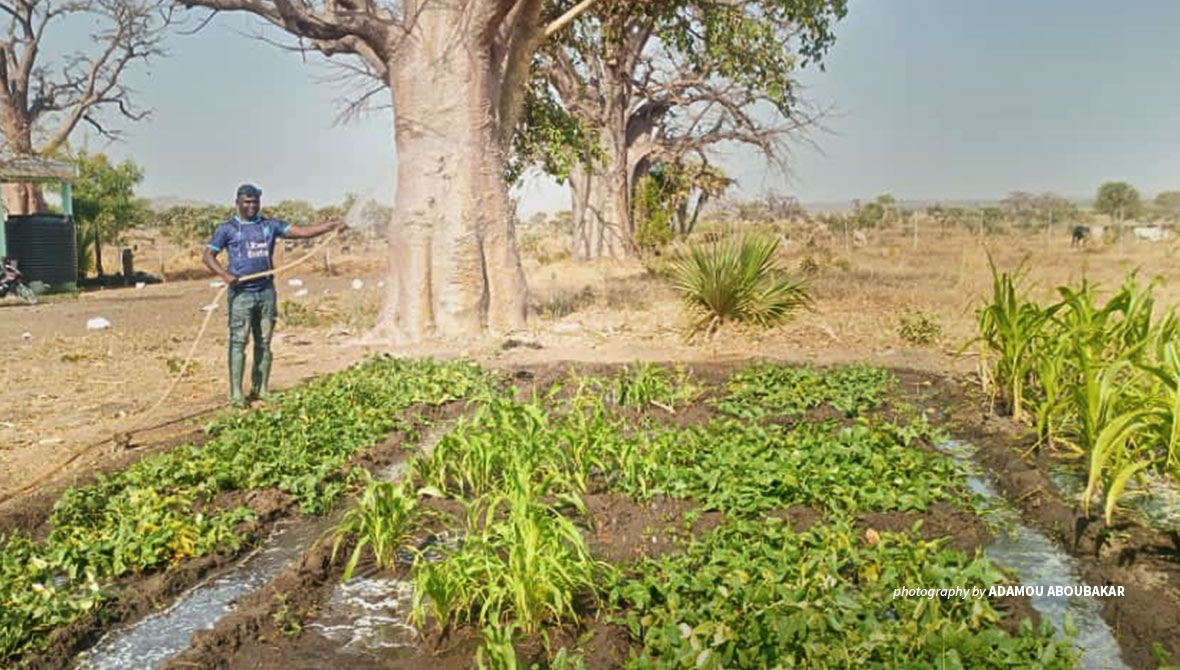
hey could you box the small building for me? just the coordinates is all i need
[0,155,79,290]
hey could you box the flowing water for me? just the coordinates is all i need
[938,440,1129,670]
[73,419,457,670]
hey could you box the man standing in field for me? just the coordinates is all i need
[202,184,344,407]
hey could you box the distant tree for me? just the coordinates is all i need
[852,199,884,229]
[527,0,847,258]
[735,192,802,224]
[360,200,393,239]
[632,161,730,248]
[157,204,231,245]
[925,204,967,235]
[71,151,148,276]
[0,0,174,215]
[1095,181,1141,245]
[1154,191,1180,223]
[1034,192,1077,241]
[267,200,316,227]
[1001,190,1037,229]
[850,194,896,230]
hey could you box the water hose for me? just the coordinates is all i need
[0,229,343,508]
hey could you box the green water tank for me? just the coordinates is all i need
[4,213,77,287]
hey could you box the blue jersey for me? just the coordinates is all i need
[207,217,292,292]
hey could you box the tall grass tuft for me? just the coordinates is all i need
[668,234,811,338]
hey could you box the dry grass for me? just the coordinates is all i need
[515,226,1180,367]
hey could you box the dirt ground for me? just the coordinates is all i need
[6,224,1180,509]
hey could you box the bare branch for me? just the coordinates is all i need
[543,0,596,38]
[178,8,219,35]
[0,0,174,158]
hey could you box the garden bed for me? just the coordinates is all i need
[154,361,1165,669]
[8,359,1180,669]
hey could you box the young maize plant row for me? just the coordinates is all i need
[973,261,1180,523]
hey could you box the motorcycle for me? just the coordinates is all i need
[0,258,37,304]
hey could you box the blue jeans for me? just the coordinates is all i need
[226,286,277,401]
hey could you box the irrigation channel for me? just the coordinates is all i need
[936,441,1128,670]
[75,433,1129,669]
[73,419,459,670]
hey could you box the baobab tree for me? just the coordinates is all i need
[177,0,599,341]
[517,0,846,258]
[0,0,173,214]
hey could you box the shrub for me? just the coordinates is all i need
[668,234,811,338]
[897,310,942,344]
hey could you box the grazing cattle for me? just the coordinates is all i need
[1071,225,1090,247]
[1133,226,1167,242]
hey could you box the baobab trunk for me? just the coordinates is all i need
[569,157,628,259]
[0,119,46,215]
[376,12,527,343]
[568,76,630,259]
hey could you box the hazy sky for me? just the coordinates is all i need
[62,0,1180,214]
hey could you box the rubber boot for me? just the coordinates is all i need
[229,347,247,407]
[250,347,273,401]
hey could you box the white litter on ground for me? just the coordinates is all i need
[86,317,112,330]
[135,282,145,289]
[294,289,309,297]
[351,279,364,290]
[288,278,304,287]
[21,331,32,340]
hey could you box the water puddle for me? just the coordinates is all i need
[73,418,458,669]
[938,440,1129,670]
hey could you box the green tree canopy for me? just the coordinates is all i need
[1094,181,1141,221]
[1154,190,1180,222]
[156,204,231,245]
[71,151,148,244]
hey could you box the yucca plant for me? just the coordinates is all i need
[667,234,810,338]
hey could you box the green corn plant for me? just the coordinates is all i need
[1074,359,1152,522]
[332,475,419,581]
[1030,338,1071,451]
[1139,340,1180,481]
[966,257,1060,423]
[610,362,702,410]
[1103,274,1158,363]
[411,489,609,634]
[475,622,521,670]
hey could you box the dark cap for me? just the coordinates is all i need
[236,183,262,199]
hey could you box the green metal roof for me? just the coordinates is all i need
[0,154,77,182]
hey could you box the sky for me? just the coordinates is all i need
[47,0,1180,215]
